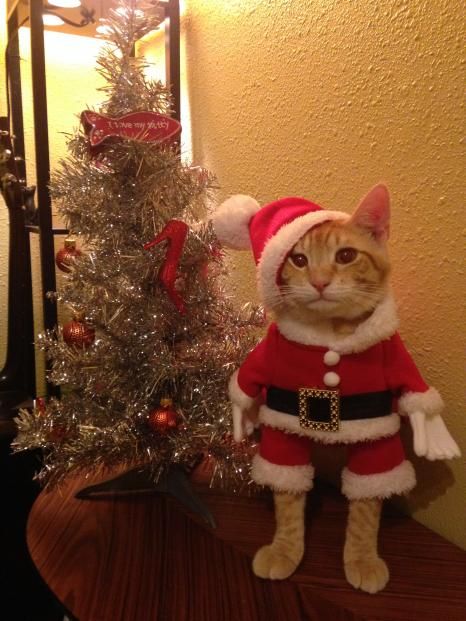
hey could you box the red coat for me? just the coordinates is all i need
[238,322,428,400]
[236,322,430,445]
[230,297,444,496]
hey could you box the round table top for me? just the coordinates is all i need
[27,473,466,621]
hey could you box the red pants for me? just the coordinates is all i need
[252,425,416,499]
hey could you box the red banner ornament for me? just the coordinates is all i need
[144,220,189,314]
[81,110,181,147]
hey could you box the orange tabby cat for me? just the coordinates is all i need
[253,213,391,591]
[213,185,459,593]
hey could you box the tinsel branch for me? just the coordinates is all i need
[13,0,263,492]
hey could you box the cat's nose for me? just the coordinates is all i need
[311,279,330,293]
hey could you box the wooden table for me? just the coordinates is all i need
[27,475,466,621]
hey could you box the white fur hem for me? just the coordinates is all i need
[342,461,416,500]
[228,370,256,409]
[398,387,444,417]
[251,454,314,493]
[275,293,399,353]
[258,209,348,308]
[259,406,400,444]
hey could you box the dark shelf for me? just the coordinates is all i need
[26,225,69,235]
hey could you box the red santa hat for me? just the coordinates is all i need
[212,194,349,307]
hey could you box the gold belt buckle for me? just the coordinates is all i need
[298,388,340,432]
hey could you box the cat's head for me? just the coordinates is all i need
[212,184,391,322]
[276,185,391,322]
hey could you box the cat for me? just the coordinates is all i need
[253,205,391,592]
[213,185,459,594]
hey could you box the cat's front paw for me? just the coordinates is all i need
[344,557,389,594]
[252,544,302,580]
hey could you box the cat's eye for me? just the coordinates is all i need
[290,253,308,268]
[335,247,358,264]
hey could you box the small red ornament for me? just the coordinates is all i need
[34,397,47,416]
[55,238,82,273]
[147,398,180,433]
[81,110,181,148]
[63,317,95,348]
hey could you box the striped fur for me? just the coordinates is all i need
[252,492,306,580]
[275,219,390,326]
[344,498,389,593]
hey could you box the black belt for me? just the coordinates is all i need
[266,386,393,432]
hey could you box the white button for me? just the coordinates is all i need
[323,371,340,387]
[324,350,340,366]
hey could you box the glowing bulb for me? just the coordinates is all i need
[42,14,65,26]
[96,23,112,36]
[47,1,82,7]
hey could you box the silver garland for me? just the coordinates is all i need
[13,0,263,491]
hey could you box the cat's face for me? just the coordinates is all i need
[276,186,391,322]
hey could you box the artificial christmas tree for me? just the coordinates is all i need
[13,0,260,497]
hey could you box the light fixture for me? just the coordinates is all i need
[47,1,82,8]
[42,2,96,29]
[96,22,112,36]
[42,13,65,26]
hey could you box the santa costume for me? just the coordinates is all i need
[212,192,450,500]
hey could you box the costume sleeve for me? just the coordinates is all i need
[383,333,444,416]
[228,332,272,409]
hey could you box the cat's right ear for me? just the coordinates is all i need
[350,184,390,243]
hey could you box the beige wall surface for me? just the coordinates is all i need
[183,0,466,548]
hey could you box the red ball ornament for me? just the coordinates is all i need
[63,318,95,348]
[147,398,180,433]
[55,237,82,273]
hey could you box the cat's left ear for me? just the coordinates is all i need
[350,184,390,243]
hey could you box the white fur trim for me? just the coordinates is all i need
[258,210,349,307]
[342,460,416,500]
[275,293,399,353]
[211,195,260,249]
[251,454,314,493]
[259,405,400,444]
[398,386,444,417]
[228,370,256,409]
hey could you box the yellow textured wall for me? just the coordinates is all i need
[183,0,466,548]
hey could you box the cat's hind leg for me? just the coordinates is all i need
[253,491,306,580]
[343,497,389,594]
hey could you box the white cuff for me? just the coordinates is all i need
[251,454,314,493]
[342,461,416,500]
[398,387,444,417]
[228,370,256,409]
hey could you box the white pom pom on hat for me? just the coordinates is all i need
[211,194,261,250]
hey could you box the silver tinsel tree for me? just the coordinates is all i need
[14,0,261,489]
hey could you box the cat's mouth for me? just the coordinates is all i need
[306,294,338,307]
